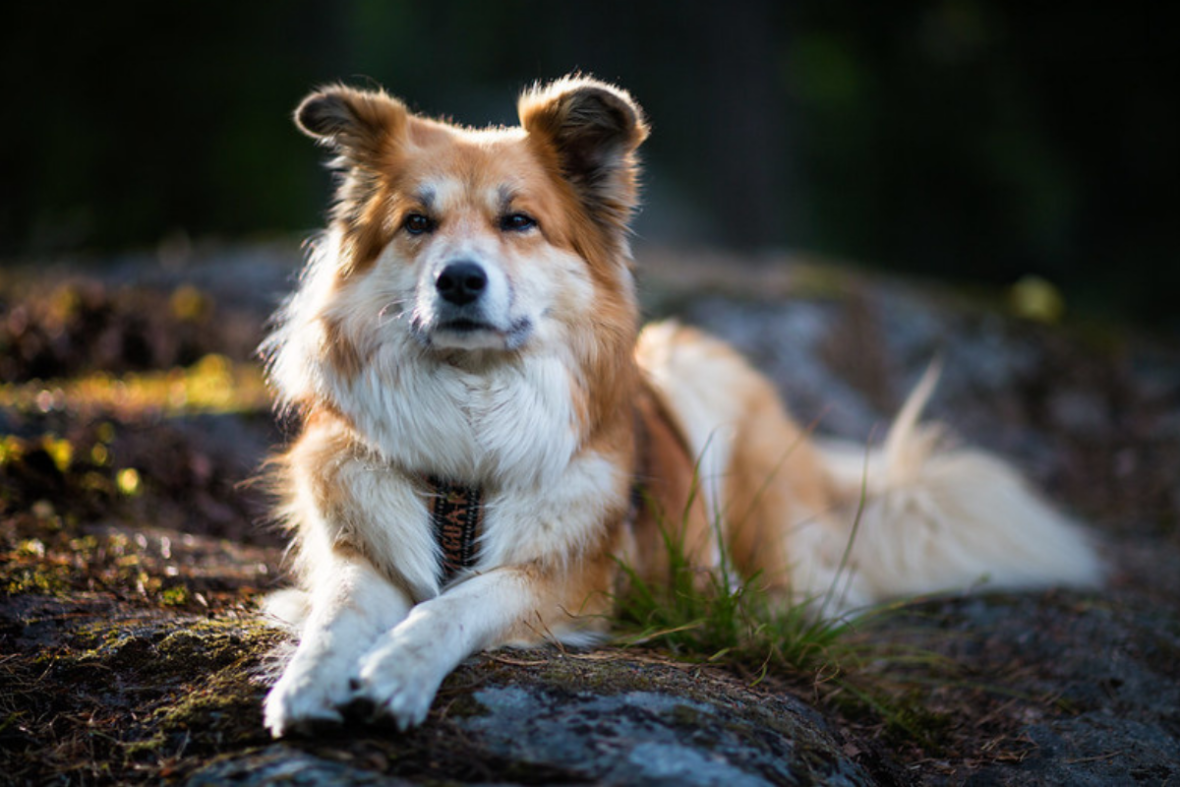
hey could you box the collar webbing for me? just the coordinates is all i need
[427,476,483,583]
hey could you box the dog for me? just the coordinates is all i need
[259,75,1102,737]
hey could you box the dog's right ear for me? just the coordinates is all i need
[294,85,408,165]
[519,76,649,231]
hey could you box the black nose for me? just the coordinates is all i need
[435,261,487,306]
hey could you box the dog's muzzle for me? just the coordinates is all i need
[413,259,533,351]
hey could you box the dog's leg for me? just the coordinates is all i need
[352,566,562,730]
[264,551,412,737]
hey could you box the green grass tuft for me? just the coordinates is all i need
[611,451,958,743]
[612,502,869,683]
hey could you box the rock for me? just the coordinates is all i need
[188,746,418,786]
[187,655,879,786]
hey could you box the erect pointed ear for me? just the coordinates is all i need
[294,84,408,165]
[518,76,650,227]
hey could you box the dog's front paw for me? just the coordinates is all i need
[352,639,444,731]
[264,657,353,737]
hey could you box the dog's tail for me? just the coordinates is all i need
[814,362,1104,607]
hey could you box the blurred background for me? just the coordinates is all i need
[1,0,1175,329]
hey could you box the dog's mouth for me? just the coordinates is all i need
[438,318,492,333]
[418,317,534,352]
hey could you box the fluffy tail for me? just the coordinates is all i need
[816,363,1104,606]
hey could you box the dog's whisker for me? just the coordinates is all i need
[377,302,407,326]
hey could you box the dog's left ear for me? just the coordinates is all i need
[294,84,409,168]
[519,76,649,228]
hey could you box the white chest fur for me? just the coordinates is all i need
[336,348,580,490]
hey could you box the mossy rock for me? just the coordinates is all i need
[187,651,881,787]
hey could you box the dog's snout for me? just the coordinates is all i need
[436,261,487,306]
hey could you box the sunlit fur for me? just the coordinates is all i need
[260,76,1102,737]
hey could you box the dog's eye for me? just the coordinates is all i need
[404,214,435,235]
[500,213,537,233]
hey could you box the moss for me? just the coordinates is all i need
[439,692,490,721]
[883,701,952,747]
[150,665,264,736]
[534,653,676,698]
[4,565,72,596]
[116,617,279,763]
[154,617,278,668]
[668,702,706,728]
[0,600,284,783]
[122,731,169,759]
[160,584,192,606]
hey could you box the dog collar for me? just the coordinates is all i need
[426,476,483,583]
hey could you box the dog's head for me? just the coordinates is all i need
[281,77,647,382]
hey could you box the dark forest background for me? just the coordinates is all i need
[1,1,1175,328]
